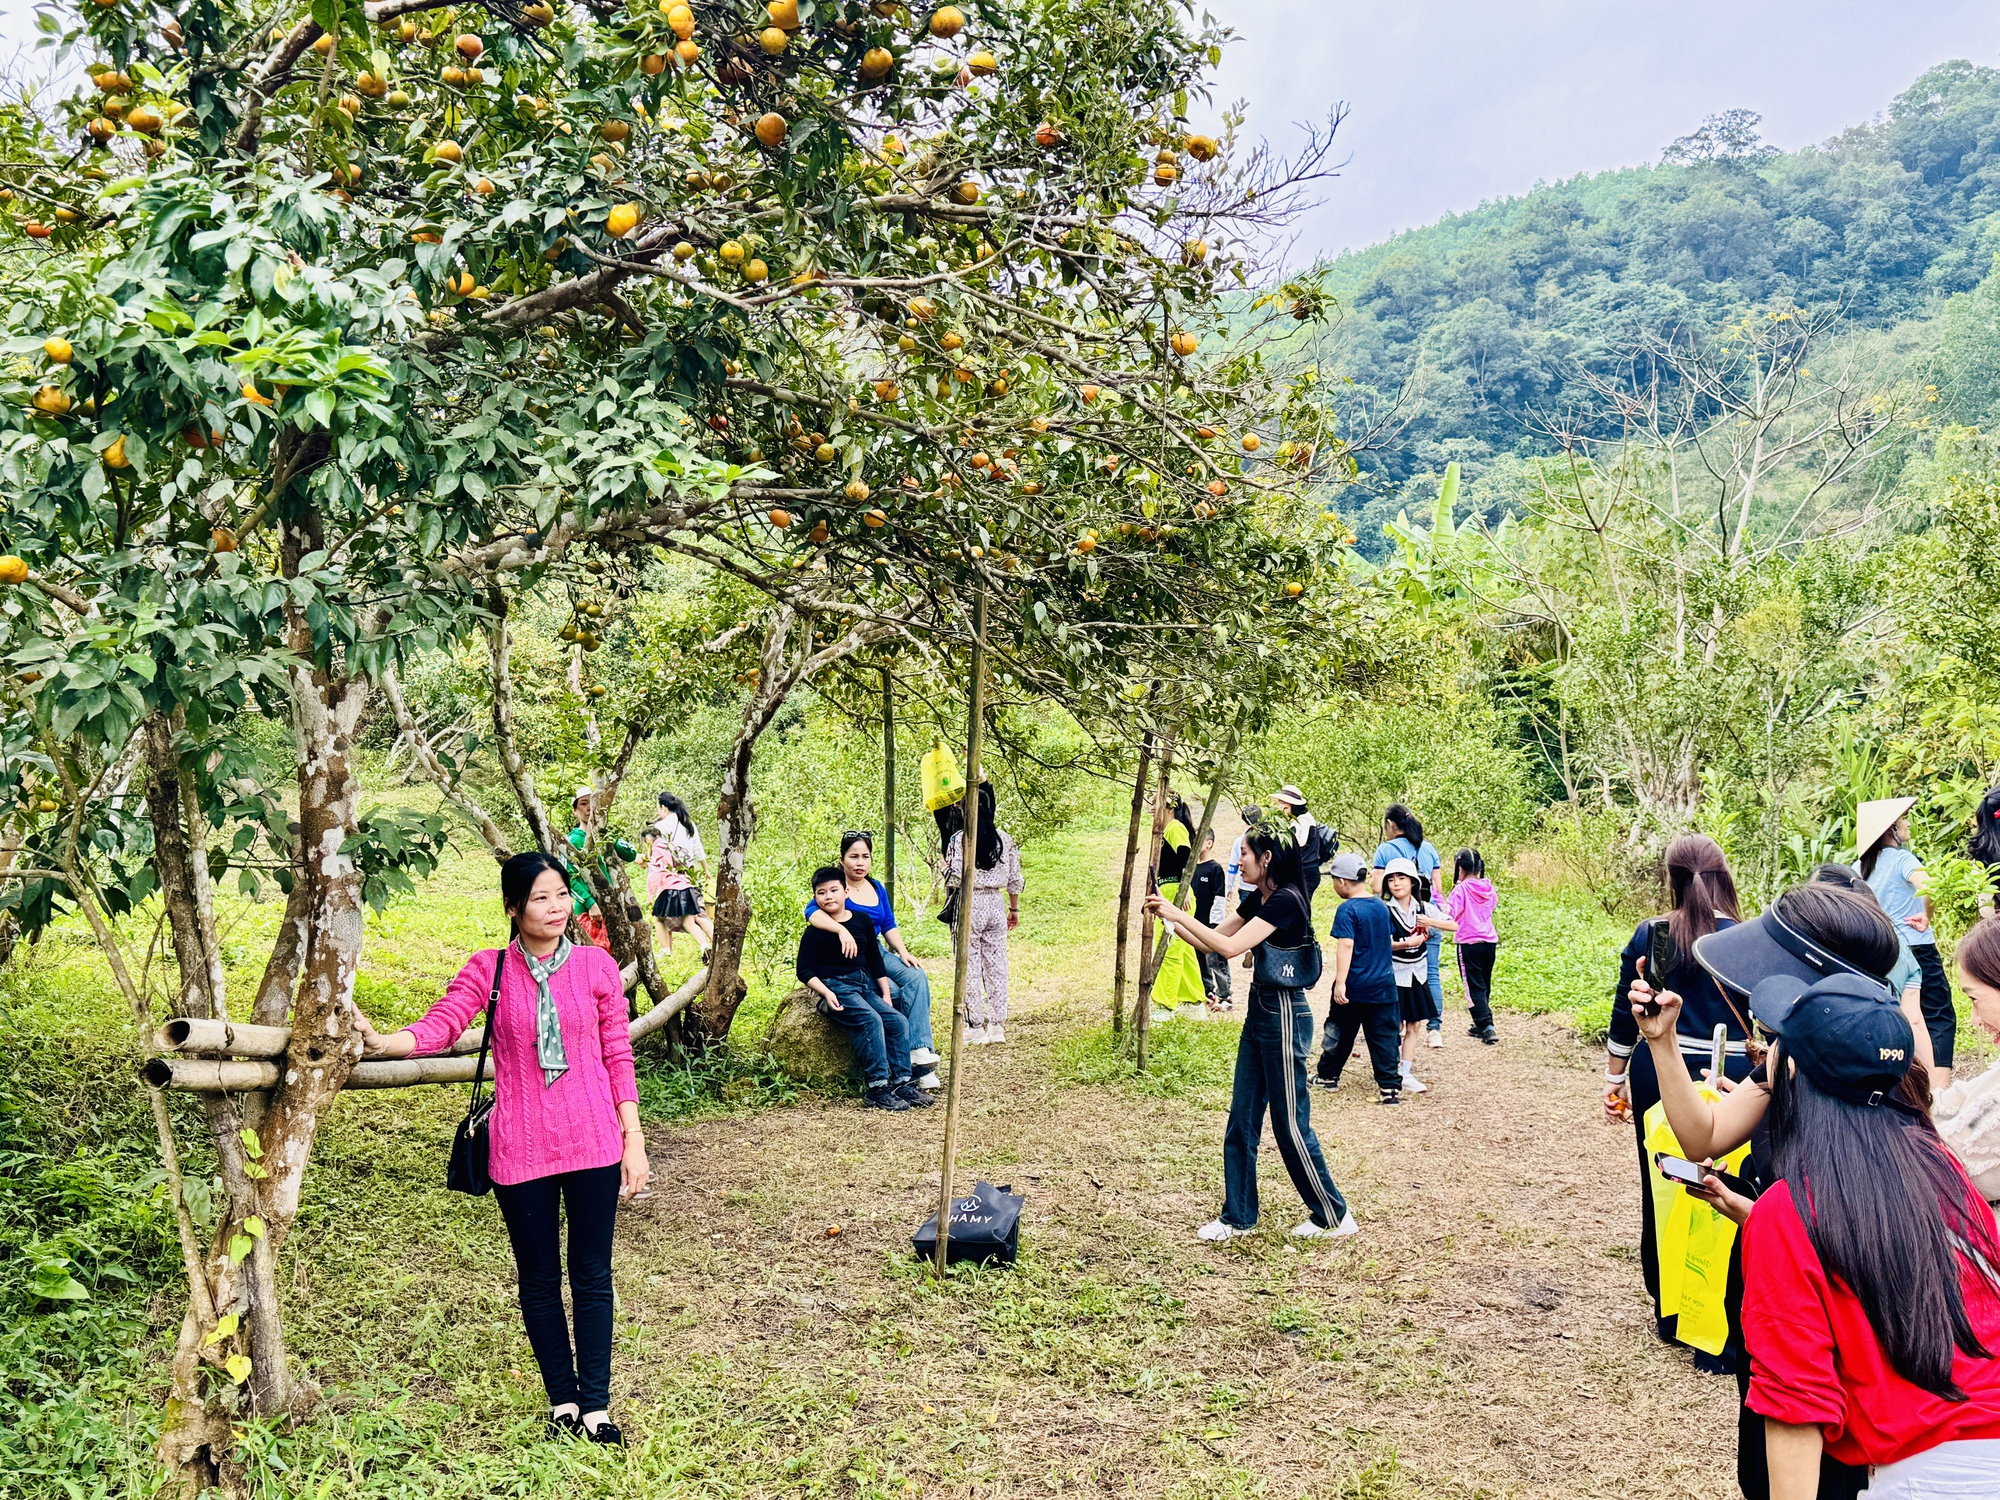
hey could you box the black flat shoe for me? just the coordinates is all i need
[547,1411,584,1440]
[894,1080,937,1108]
[585,1419,625,1447]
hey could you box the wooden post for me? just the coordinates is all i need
[882,668,896,911]
[933,592,986,1274]
[1110,733,1154,1036]
[1133,739,1175,1073]
[1140,718,1244,995]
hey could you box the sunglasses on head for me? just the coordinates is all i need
[842,829,874,844]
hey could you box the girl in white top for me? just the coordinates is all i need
[1381,857,1456,1094]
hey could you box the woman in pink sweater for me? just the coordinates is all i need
[356,851,648,1447]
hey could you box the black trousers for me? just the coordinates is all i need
[1318,1000,1403,1091]
[1456,941,1497,1030]
[1914,941,1956,1070]
[1200,949,1233,1004]
[493,1162,621,1412]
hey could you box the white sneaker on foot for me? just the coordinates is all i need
[986,1024,1005,1043]
[1291,1213,1359,1238]
[962,1025,988,1046]
[1197,1219,1251,1242]
[1400,1068,1428,1094]
[909,1047,940,1067]
[914,1070,941,1091]
[1427,1029,1444,1049]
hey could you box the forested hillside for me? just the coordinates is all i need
[1314,60,2000,551]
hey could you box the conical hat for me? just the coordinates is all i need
[1854,797,1917,858]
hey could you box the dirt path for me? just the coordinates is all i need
[608,836,1740,1498]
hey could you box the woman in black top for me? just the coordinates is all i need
[1151,830,1355,1244]
[1972,784,2000,916]
[1602,833,1749,1353]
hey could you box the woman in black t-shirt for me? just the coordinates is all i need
[1151,830,1356,1244]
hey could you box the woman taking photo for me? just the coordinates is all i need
[1603,833,1747,1346]
[1858,796,1956,1087]
[803,830,941,1089]
[1150,829,1357,1243]
[943,782,1024,1044]
[355,851,647,1447]
[1632,880,1935,1500]
[645,790,713,957]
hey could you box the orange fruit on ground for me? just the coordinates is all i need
[929,5,964,37]
[755,113,788,148]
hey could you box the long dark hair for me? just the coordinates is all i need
[1859,816,1905,880]
[1383,804,1424,849]
[1454,847,1484,881]
[1775,881,1899,982]
[656,789,694,837]
[1241,829,1305,896]
[1664,834,1739,955]
[500,850,569,932]
[971,781,1003,871]
[1971,786,2000,871]
[1767,1059,1997,1400]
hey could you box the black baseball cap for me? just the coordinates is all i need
[1742,971,1912,1107]
[1691,905,1888,999]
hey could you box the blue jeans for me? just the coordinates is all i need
[881,948,935,1056]
[816,972,910,1088]
[1221,984,1350,1231]
[1425,932,1444,1030]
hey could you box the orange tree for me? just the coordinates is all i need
[1,0,1350,1484]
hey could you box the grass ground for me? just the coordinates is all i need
[6,814,1748,1498]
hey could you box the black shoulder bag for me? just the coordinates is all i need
[446,948,505,1196]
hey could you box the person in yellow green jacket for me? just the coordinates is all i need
[1150,795,1210,1014]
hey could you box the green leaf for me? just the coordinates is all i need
[244,1215,266,1239]
[227,1234,253,1265]
[225,1353,253,1384]
[239,1128,262,1158]
[203,1311,240,1346]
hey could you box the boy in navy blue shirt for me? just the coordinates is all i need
[1316,852,1406,1104]
[797,867,933,1113]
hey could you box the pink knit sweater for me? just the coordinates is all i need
[406,944,637,1186]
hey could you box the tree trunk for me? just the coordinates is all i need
[1110,733,1155,1035]
[689,607,799,1045]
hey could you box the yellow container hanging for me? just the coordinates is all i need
[921,736,966,813]
[1643,1096,1752,1356]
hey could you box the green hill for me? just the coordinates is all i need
[1316,60,2000,551]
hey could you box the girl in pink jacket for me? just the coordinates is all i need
[1445,848,1500,1044]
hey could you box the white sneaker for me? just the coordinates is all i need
[909,1047,940,1067]
[1400,1068,1428,1094]
[962,1025,988,1046]
[914,1070,942,1091]
[1292,1213,1359,1239]
[1197,1219,1251,1242]
[986,1024,1005,1044]
[1427,1029,1444,1049]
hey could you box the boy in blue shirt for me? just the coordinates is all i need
[1316,852,1406,1104]
[796,867,933,1113]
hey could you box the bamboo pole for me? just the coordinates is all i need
[156,1017,292,1058]
[882,668,897,912]
[1140,719,1244,996]
[1110,733,1154,1036]
[1132,740,1175,1072]
[146,969,707,1088]
[933,591,986,1274]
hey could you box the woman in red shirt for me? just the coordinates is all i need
[357,851,650,1446]
[1735,964,2000,1497]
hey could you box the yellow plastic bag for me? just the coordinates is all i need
[1643,1099,1751,1356]
[922,737,966,813]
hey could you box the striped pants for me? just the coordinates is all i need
[1219,984,1349,1230]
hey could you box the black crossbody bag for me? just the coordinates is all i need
[446,948,505,1197]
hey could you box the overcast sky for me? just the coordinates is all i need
[1198,0,2000,266]
[7,2,1998,267]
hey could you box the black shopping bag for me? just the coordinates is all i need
[911,1180,1023,1267]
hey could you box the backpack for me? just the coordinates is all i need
[1297,822,1339,889]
